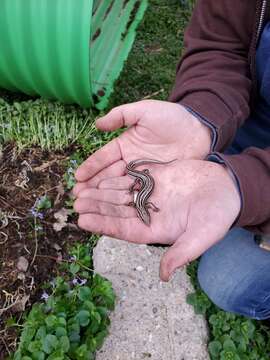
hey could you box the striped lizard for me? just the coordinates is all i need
[126,158,176,226]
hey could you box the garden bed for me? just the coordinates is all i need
[0,144,88,358]
[3,2,269,359]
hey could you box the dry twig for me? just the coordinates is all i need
[141,88,164,100]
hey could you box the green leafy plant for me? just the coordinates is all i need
[186,291,212,315]
[36,195,52,212]
[11,243,115,360]
[30,195,52,219]
[186,262,270,359]
[0,98,98,151]
[63,158,81,191]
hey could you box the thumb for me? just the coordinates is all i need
[159,226,224,282]
[96,102,146,131]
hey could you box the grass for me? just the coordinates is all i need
[1,1,269,359]
[0,99,96,151]
[108,0,193,106]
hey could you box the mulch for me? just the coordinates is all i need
[0,144,87,359]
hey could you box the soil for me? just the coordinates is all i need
[0,144,88,359]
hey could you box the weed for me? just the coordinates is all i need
[63,159,80,191]
[0,99,98,151]
[9,243,115,360]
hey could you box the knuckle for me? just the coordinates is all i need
[123,192,133,205]
[98,179,110,189]
[96,201,103,214]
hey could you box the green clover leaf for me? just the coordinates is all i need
[70,263,80,275]
[76,310,90,327]
[32,351,45,360]
[78,286,92,301]
[208,340,222,358]
[42,334,59,354]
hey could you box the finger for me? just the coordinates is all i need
[159,226,224,282]
[98,176,133,190]
[96,101,146,131]
[73,160,126,196]
[76,188,132,205]
[74,198,137,218]
[72,182,90,197]
[87,160,127,188]
[78,213,153,243]
[75,138,121,182]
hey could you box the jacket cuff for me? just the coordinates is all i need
[208,151,269,228]
[183,105,218,152]
[207,153,242,227]
[178,92,239,152]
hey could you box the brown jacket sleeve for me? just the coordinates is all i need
[169,0,255,151]
[169,0,270,234]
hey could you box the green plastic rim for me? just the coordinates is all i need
[91,0,148,110]
[0,0,148,109]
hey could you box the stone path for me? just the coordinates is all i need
[94,236,209,360]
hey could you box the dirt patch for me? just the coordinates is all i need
[0,144,87,358]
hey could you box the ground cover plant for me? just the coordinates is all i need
[12,244,115,360]
[0,145,96,356]
[0,98,98,152]
[187,262,270,359]
[1,0,270,359]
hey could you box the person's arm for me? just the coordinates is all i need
[169,0,256,151]
[170,0,270,234]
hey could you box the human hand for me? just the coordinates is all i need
[74,159,241,281]
[73,100,211,195]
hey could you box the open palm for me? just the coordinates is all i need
[73,100,211,195]
[74,159,240,281]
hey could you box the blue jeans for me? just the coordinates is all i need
[198,22,270,319]
[198,228,270,320]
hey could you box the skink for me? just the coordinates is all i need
[126,158,176,226]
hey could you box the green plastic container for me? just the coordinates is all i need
[0,0,148,109]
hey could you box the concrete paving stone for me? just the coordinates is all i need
[94,236,209,360]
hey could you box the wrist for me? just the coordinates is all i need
[214,161,241,223]
[181,106,212,160]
